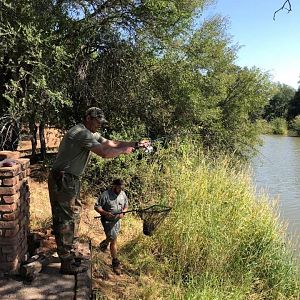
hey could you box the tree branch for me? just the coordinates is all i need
[273,0,292,20]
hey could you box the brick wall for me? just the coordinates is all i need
[0,151,30,275]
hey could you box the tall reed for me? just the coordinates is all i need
[124,140,300,299]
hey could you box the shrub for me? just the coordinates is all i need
[121,142,300,299]
[290,115,300,136]
[270,118,288,135]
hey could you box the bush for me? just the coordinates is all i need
[270,118,288,135]
[290,115,300,136]
[256,119,272,134]
[121,141,300,299]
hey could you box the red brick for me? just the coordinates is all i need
[0,254,6,261]
[1,210,20,220]
[0,151,20,160]
[2,192,20,204]
[0,186,17,195]
[5,225,20,237]
[6,253,18,262]
[1,244,19,253]
[15,158,30,170]
[19,171,25,180]
[0,259,19,272]
[0,219,19,228]
[0,203,17,212]
[2,177,19,187]
[0,165,21,177]
[0,231,22,245]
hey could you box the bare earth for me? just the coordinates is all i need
[18,128,63,152]
[29,167,146,300]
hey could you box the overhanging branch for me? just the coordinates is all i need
[273,0,292,20]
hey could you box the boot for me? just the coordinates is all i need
[112,258,121,275]
[60,258,88,275]
[98,239,109,252]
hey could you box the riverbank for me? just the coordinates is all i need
[252,134,300,248]
[27,147,300,299]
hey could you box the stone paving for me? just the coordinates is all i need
[0,243,91,300]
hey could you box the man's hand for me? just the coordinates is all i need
[105,211,115,219]
[115,213,125,219]
[123,146,135,154]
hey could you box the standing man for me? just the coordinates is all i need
[94,179,128,275]
[48,107,149,275]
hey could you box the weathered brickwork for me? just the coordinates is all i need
[0,151,30,275]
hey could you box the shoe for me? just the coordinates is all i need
[60,259,88,275]
[112,258,121,275]
[74,253,89,264]
[99,240,109,252]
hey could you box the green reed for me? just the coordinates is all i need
[123,140,300,299]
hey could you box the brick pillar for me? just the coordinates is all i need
[0,151,30,275]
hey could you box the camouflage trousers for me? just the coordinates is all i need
[48,170,82,261]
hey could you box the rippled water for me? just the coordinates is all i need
[252,135,300,246]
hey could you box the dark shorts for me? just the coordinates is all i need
[101,218,120,240]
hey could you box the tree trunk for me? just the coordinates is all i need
[29,116,38,161]
[0,118,20,151]
[39,120,46,161]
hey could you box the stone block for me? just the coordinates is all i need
[0,151,20,160]
[2,177,19,187]
[0,165,21,177]
[0,259,19,272]
[1,210,20,221]
[0,203,17,213]
[5,226,20,237]
[0,219,19,228]
[0,186,17,195]
[2,193,20,204]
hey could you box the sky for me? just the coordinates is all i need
[205,0,300,90]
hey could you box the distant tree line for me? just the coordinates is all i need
[262,82,300,135]
[1,0,279,160]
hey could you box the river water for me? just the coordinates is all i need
[251,135,300,248]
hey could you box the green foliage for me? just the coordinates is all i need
[0,0,72,131]
[263,83,295,121]
[288,89,300,121]
[289,115,300,135]
[121,141,300,299]
[1,0,275,158]
[270,117,288,135]
[256,119,273,135]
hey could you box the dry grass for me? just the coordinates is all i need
[29,172,151,300]
[29,178,52,231]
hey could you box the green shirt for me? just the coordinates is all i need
[52,123,106,176]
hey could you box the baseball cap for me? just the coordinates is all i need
[85,107,108,124]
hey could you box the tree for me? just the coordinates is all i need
[288,89,300,120]
[263,83,295,121]
[0,0,72,157]
[0,0,276,159]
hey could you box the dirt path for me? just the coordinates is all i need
[29,164,144,300]
[80,211,143,300]
[91,247,140,300]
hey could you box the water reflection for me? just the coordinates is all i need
[252,135,300,247]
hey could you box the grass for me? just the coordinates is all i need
[28,143,300,299]
[119,146,300,299]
